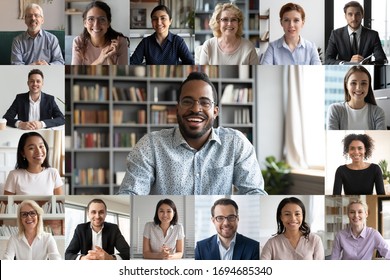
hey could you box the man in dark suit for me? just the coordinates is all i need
[3,68,65,130]
[325,1,387,65]
[195,198,259,260]
[65,199,130,260]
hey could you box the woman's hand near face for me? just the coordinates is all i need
[92,37,119,65]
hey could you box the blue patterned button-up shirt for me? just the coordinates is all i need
[117,127,266,195]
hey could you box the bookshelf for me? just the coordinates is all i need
[324,195,361,257]
[65,0,90,35]
[259,12,270,60]
[65,65,257,195]
[194,0,260,48]
[0,195,65,258]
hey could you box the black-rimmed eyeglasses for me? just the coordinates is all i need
[20,211,37,218]
[214,215,238,223]
[179,97,214,110]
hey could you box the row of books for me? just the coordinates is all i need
[68,65,110,76]
[112,86,146,102]
[150,105,177,124]
[74,168,109,185]
[73,131,109,149]
[73,109,109,124]
[221,85,253,103]
[73,84,109,102]
[234,108,252,124]
[0,201,64,214]
[113,109,146,124]
[113,132,138,148]
[149,65,219,79]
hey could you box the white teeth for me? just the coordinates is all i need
[187,118,203,122]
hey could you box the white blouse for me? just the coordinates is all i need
[143,222,184,253]
[2,232,61,260]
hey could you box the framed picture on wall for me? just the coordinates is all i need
[130,8,147,28]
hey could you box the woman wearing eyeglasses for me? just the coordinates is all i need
[3,132,63,195]
[72,1,129,65]
[130,5,194,65]
[142,199,184,259]
[261,3,321,65]
[199,3,258,65]
[2,200,61,260]
[260,197,324,260]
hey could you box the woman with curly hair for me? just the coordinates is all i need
[261,197,324,260]
[332,133,385,194]
[199,2,258,65]
[72,1,129,65]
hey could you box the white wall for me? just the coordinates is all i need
[0,65,65,119]
[260,0,325,58]
[256,65,284,169]
[325,130,390,194]
[0,0,64,30]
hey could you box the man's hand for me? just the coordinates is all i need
[350,54,364,63]
[81,246,114,260]
[18,121,43,130]
[31,60,49,65]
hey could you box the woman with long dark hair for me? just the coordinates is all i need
[261,197,324,260]
[142,198,184,259]
[72,1,129,65]
[3,132,63,195]
[327,66,386,130]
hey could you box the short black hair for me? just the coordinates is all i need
[211,198,238,217]
[153,198,178,225]
[151,5,172,19]
[178,72,218,105]
[28,69,44,79]
[342,134,374,159]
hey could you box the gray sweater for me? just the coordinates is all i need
[327,102,386,130]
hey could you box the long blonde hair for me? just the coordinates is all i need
[17,200,44,237]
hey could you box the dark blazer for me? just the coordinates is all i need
[325,25,387,65]
[3,92,65,128]
[65,222,130,260]
[195,233,259,260]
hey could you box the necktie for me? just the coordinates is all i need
[351,32,358,54]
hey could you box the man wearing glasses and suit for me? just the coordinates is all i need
[195,198,260,260]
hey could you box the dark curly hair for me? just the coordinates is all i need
[342,133,374,159]
[343,66,377,105]
[153,198,178,226]
[79,1,129,58]
[178,72,218,105]
[275,197,311,239]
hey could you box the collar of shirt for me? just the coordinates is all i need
[90,222,104,234]
[29,93,41,104]
[18,232,43,241]
[24,29,43,39]
[152,31,173,46]
[348,225,367,239]
[278,36,306,50]
[217,232,237,260]
[173,127,222,149]
[348,25,362,37]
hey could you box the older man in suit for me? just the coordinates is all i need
[3,68,65,130]
[325,1,387,65]
[65,199,130,260]
[195,198,259,260]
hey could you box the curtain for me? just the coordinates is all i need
[51,130,64,176]
[284,66,325,169]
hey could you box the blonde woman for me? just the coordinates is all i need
[199,3,258,65]
[2,200,61,260]
[331,200,390,259]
